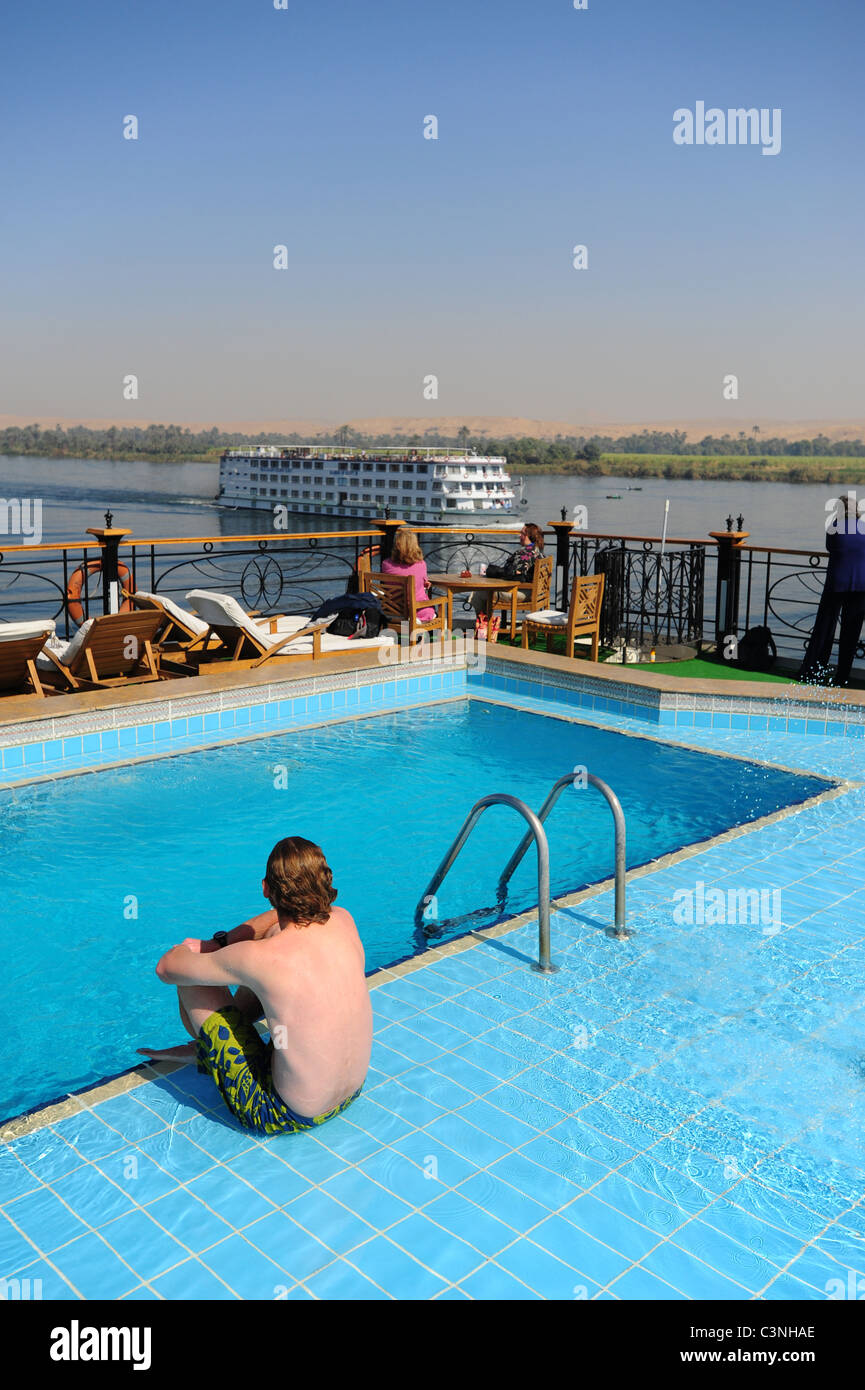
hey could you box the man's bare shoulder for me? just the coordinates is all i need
[329,904,358,930]
[328,905,365,962]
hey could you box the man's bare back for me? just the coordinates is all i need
[227,905,372,1116]
[142,838,372,1127]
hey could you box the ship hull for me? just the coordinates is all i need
[215,494,523,526]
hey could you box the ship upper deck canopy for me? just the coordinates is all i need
[222,446,507,465]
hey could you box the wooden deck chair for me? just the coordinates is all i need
[39,610,165,691]
[185,590,398,669]
[354,545,380,589]
[521,572,605,662]
[184,590,330,668]
[360,571,449,638]
[127,590,222,672]
[0,621,58,698]
[128,590,210,646]
[493,555,554,641]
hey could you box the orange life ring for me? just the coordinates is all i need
[66,560,133,626]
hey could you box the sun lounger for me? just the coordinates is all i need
[38,610,164,691]
[0,620,58,698]
[127,589,225,673]
[128,590,211,646]
[184,590,396,669]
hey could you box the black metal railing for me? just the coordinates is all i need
[568,534,708,651]
[0,518,860,676]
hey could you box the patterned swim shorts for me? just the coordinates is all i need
[195,1006,362,1136]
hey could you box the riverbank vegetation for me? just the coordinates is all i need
[2,422,865,483]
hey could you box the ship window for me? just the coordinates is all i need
[376,464,387,473]
[417,464,428,474]
[403,464,414,473]
[270,489,277,497]
[389,465,400,473]
[402,498,412,507]
[250,474,258,481]
[389,495,399,504]
[362,494,371,501]
[302,490,310,499]
[302,475,312,484]
[362,463,373,471]
[314,492,322,500]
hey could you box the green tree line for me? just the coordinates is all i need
[1,421,863,465]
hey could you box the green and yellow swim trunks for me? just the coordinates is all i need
[195,1006,362,1136]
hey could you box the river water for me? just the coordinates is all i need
[0,454,839,552]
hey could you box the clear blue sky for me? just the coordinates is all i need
[1,0,862,426]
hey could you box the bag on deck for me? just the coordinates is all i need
[736,625,777,671]
[311,592,387,639]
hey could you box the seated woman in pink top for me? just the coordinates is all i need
[381,528,436,622]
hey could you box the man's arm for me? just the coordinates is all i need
[155,940,252,987]
[223,908,279,945]
[184,909,279,955]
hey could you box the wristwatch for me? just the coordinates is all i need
[212,931,229,949]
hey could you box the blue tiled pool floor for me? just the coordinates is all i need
[2,709,864,1300]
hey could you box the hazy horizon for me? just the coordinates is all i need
[3,0,862,424]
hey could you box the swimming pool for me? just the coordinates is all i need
[1,701,828,1123]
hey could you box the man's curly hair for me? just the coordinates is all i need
[264,837,337,925]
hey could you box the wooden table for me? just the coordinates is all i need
[426,573,531,624]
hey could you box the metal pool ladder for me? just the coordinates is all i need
[415,794,557,974]
[498,771,632,941]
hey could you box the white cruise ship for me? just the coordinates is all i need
[216,445,523,523]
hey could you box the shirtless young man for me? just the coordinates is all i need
[138,838,372,1134]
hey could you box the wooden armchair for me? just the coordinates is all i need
[493,554,554,640]
[360,571,449,638]
[521,572,605,662]
[354,545,380,590]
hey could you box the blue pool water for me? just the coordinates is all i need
[1,701,828,1122]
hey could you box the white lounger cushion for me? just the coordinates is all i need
[525,608,567,625]
[135,590,209,637]
[34,619,94,670]
[186,590,395,652]
[186,589,296,649]
[0,619,56,642]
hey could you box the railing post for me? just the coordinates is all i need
[708,524,749,660]
[549,517,574,610]
[85,522,133,613]
[376,518,404,562]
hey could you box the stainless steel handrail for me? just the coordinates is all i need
[498,772,631,940]
[415,794,557,973]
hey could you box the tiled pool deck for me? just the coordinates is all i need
[2,665,864,1300]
